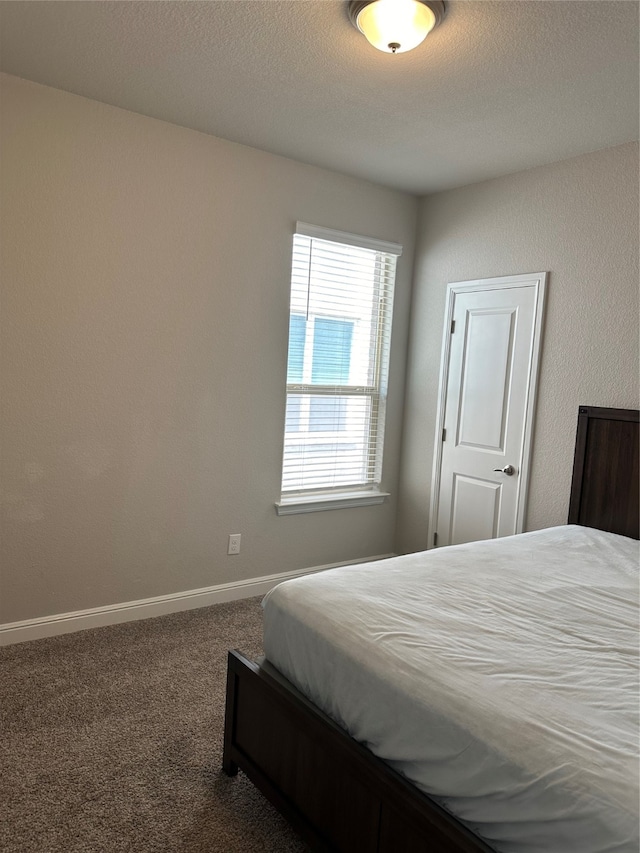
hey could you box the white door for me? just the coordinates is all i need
[430,273,546,548]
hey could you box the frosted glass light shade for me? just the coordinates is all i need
[356,0,436,53]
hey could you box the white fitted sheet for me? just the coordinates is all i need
[262,525,639,853]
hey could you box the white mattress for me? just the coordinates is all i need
[262,525,639,853]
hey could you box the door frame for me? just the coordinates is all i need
[428,272,548,548]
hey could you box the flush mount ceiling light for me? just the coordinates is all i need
[348,0,446,54]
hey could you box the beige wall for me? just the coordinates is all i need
[0,74,418,623]
[398,142,639,554]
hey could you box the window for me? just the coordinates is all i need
[277,222,402,514]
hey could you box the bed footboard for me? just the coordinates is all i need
[223,649,494,853]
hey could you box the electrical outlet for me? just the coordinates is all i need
[228,534,241,555]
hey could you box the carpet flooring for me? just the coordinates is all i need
[0,598,310,852]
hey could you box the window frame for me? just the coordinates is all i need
[276,223,402,515]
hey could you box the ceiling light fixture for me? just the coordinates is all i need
[348,0,445,54]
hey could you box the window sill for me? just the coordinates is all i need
[275,491,389,516]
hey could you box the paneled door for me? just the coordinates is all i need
[429,273,547,548]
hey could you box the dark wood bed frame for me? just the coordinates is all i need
[223,406,639,852]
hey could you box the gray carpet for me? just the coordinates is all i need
[0,598,310,852]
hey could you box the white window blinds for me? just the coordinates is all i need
[281,223,401,498]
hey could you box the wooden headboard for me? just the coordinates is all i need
[568,406,639,539]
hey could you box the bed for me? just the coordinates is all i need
[223,405,639,852]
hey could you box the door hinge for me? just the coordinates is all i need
[442,428,446,441]
[450,320,456,333]
[433,532,438,547]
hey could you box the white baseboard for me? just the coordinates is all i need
[0,553,395,646]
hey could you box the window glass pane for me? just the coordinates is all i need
[309,396,348,432]
[287,314,306,383]
[284,393,302,434]
[311,318,353,385]
[289,237,380,388]
[282,395,372,490]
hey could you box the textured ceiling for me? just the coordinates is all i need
[1,1,638,195]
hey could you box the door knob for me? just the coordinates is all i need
[494,465,515,476]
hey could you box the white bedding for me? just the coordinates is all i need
[262,525,639,853]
